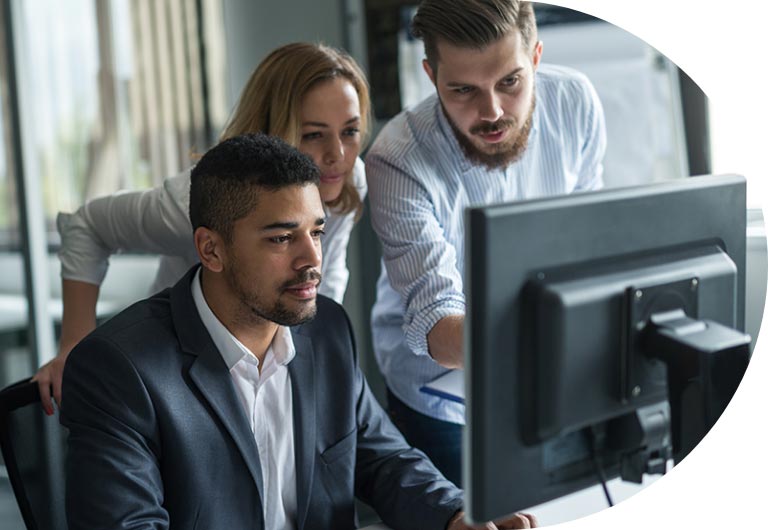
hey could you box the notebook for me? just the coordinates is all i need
[420,370,464,404]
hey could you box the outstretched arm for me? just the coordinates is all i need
[366,153,466,368]
[32,279,99,414]
[35,170,195,411]
[57,170,195,286]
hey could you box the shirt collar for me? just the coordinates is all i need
[191,268,296,370]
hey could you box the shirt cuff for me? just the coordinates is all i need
[405,300,466,358]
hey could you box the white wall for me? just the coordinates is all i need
[219,0,358,109]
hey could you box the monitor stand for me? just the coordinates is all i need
[643,309,751,463]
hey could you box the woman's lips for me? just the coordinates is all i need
[320,173,344,184]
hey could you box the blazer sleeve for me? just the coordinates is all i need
[60,334,169,530]
[341,310,464,529]
[58,169,196,286]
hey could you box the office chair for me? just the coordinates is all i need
[0,379,67,530]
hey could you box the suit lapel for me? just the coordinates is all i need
[187,350,266,500]
[288,331,316,530]
[170,268,266,516]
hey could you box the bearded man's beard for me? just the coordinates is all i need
[444,94,536,170]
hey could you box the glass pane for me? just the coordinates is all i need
[1,6,34,530]
[710,100,763,208]
[1,4,33,388]
[11,0,219,340]
[0,76,19,248]
[12,0,216,245]
[13,0,101,238]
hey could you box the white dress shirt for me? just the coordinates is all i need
[191,269,297,529]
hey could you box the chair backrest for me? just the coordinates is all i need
[0,379,67,530]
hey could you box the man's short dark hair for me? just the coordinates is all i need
[412,0,538,73]
[189,133,320,242]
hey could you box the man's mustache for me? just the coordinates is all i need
[282,269,322,289]
[470,118,517,135]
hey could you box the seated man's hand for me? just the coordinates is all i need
[447,511,537,529]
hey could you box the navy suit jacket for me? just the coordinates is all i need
[61,267,463,529]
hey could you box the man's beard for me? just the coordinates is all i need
[226,262,321,327]
[444,94,535,171]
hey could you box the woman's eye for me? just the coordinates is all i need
[302,131,321,141]
[343,127,360,137]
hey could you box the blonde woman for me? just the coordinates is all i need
[34,43,371,413]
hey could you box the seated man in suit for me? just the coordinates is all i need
[61,133,536,530]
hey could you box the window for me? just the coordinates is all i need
[7,0,224,246]
[709,100,764,209]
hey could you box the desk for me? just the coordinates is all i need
[524,473,662,526]
[0,295,124,332]
[358,470,662,529]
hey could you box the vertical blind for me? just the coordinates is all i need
[0,0,227,246]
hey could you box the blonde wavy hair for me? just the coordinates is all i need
[220,42,370,218]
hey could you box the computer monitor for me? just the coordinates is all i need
[464,174,751,523]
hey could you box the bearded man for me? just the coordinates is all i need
[366,0,607,486]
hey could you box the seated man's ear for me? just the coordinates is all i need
[194,227,226,273]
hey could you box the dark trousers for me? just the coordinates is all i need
[386,389,463,487]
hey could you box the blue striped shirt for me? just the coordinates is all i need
[365,64,607,424]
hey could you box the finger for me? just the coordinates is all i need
[497,514,531,529]
[521,513,538,528]
[36,378,55,416]
[53,372,63,409]
[513,514,532,529]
